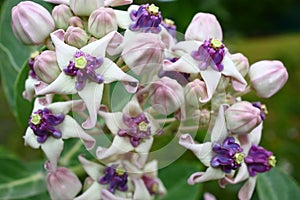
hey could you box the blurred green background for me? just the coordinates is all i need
[0,0,300,199]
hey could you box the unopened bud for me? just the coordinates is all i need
[230,53,249,77]
[11,1,55,45]
[148,77,184,115]
[33,50,61,84]
[225,101,263,134]
[88,7,118,38]
[69,0,104,16]
[64,26,89,48]
[68,16,85,29]
[184,79,208,107]
[249,60,288,98]
[52,4,74,30]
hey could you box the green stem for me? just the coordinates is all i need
[0,172,44,189]
[60,140,83,166]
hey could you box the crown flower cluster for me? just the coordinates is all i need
[11,0,288,199]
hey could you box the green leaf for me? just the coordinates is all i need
[256,167,300,200]
[0,158,47,200]
[158,161,202,200]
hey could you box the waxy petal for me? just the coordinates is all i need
[219,163,249,188]
[210,104,229,143]
[172,40,202,55]
[59,115,95,149]
[98,111,125,135]
[122,96,143,116]
[132,178,152,200]
[238,177,257,200]
[78,82,104,129]
[78,155,104,180]
[135,136,154,154]
[163,55,199,74]
[47,100,84,115]
[188,167,225,184]
[105,0,132,7]
[179,134,212,167]
[44,0,70,5]
[41,137,64,169]
[113,9,131,29]
[199,68,221,103]
[23,128,40,149]
[74,182,102,200]
[101,189,132,200]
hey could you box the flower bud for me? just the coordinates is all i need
[249,60,288,98]
[225,101,263,134]
[64,26,89,48]
[52,4,74,30]
[46,165,82,200]
[230,53,249,77]
[148,77,184,115]
[11,1,55,45]
[88,7,118,38]
[33,50,61,84]
[70,0,104,16]
[68,16,85,29]
[184,79,208,107]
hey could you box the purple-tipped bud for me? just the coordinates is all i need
[64,26,89,48]
[184,79,208,107]
[33,50,61,84]
[88,7,118,38]
[46,165,82,200]
[148,77,184,115]
[249,60,288,98]
[225,101,263,135]
[68,16,85,29]
[11,1,55,45]
[52,4,74,30]
[230,53,249,77]
[70,0,104,16]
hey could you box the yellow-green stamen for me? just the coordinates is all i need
[147,4,159,15]
[30,51,40,59]
[75,56,87,69]
[234,152,245,164]
[210,38,223,49]
[138,121,148,132]
[151,182,159,193]
[116,166,125,176]
[164,18,174,26]
[268,155,276,167]
[31,114,42,125]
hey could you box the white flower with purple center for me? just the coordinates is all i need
[24,97,95,168]
[35,30,138,129]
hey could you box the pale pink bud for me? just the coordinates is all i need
[11,1,55,45]
[70,0,104,16]
[68,16,85,29]
[64,26,89,48]
[88,7,118,38]
[46,166,82,200]
[230,53,249,77]
[148,77,184,115]
[122,33,165,75]
[33,50,61,84]
[184,79,208,107]
[52,4,74,30]
[225,101,262,134]
[249,60,288,98]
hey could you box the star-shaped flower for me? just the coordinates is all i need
[35,30,138,129]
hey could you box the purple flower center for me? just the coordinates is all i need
[63,51,104,91]
[161,18,176,38]
[142,175,160,196]
[129,4,162,33]
[252,102,267,121]
[191,38,226,72]
[244,145,276,176]
[29,108,64,143]
[118,113,151,147]
[211,137,244,173]
[98,164,128,194]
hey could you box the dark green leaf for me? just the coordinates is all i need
[256,167,300,200]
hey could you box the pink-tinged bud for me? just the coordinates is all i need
[249,60,288,98]
[69,0,104,16]
[11,1,55,45]
[52,4,74,30]
[88,7,118,38]
[230,53,249,77]
[122,33,165,75]
[148,77,184,115]
[46,166,82,200]
[225,101,262,134]
[68,16,85,29]
[184,79,208,107]
[64,26,89,48]
[33,50,61,84]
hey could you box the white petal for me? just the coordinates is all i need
[96,136,133,160]
[78,155,104,180]
[188,167,225,184]
[210,104,229,143]
[23,127,40,149]
[41,137,64,169]
[81,31,117,57]
[101,189,132,200]
[51,31,78,70]
[179,134,212,167]
[144,160,158,175]
[133,178,152,200]
[98,111,124,135]
[59,115,95,150]
[47,100,84,115]
[78,82,104,129]
[172,40,202,55]
[122,96,143,116]
[74,182,102,200]
[113,9,131,29]
[199,68,221,103]
[135,136,154,154]
[35,73,77,95]
[238,177,257,200]
[163,55,199,74]
[104,0,132,7]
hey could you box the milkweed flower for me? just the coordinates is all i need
[35,30,138,129]
[23,97,95,168]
